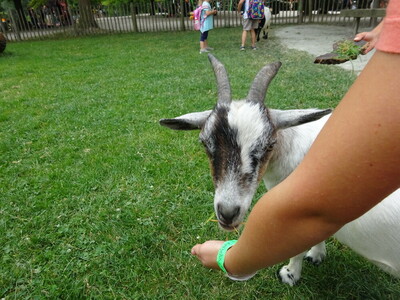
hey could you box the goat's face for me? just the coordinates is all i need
[199,101,276,230]
[160,54,331,231]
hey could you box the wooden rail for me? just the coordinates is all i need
[341,8,386,34]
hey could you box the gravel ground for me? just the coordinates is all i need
[274,24,375,75]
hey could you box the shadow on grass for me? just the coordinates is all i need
[0,51,13,57]
[256,241,400,299]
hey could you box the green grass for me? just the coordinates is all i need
[1,27,399,299]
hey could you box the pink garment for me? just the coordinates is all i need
[376,0,400,53]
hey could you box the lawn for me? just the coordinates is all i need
[1,27,399,299]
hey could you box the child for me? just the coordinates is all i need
[237,0,260,50]
[199,0,217,54]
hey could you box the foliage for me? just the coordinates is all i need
[1,0,15,12]
[1,27,399,299]
[334,39,363,60]
[27,0,46,9]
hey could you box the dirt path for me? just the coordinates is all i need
[274,24,375,75]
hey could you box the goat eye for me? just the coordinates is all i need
[267,141,277,152]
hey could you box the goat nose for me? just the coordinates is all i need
[217,205,240,225]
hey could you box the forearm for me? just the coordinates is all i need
[237,0,245,12]
[372,20,384,35]
[224,186,340,276]
[225,50,400,276]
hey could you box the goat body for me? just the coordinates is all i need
[267,113,400,285]
[255,8,271,41]
[160,54,400,285]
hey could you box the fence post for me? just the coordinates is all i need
[371,0,380,28]
[298,0,304,24]
[130,2,138,33]
[180,0,185,31]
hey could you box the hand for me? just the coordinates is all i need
[354,22,383,54]
[192,240,258,281]
[354,32,379,54]
[191,240,225,270]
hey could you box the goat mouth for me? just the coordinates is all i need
[219,222,241,232]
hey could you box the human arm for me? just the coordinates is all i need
[237,0,245,13]
[354,20,383,54]
[203,2,217,17]
[191,50,400,276]
[205,9,217,16]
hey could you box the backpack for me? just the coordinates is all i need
[248,0,265,19]
[192,5,206,31]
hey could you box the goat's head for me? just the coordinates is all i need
[160,54,331,231]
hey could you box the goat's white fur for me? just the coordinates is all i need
[264,113,329,189]
[334,189,400,278]
[228,102,268,174]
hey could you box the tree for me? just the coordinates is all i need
[12,0,29,29]
[77,0,98,29]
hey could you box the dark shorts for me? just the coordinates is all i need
[200,30,209,42]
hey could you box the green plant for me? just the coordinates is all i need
[334,39,362,60]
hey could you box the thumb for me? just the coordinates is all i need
[354,32,366,42]
[191,244,201,255]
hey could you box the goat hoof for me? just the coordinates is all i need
[305,255,322,265]
[277,265,300,286]
[305,250,326,265]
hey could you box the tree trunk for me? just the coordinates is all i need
[150,0,156,16]
[13,0,29,30]
[78,0,98,29]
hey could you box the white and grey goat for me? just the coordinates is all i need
[256,7,271,41]
[160,54,400,285]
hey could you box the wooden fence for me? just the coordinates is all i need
[0,0,385,42]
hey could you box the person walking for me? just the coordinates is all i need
[237,0,260,50]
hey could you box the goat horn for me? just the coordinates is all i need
[247,61,282,103]
[208,54,232,105]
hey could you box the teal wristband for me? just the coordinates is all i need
[217,240,237,273]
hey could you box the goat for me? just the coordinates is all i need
[255,8,271,41]
[159,54,400,285]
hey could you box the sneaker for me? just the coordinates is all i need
[240,46,245,51]
[199,48,210,54]
[206,47,214,51]
[251,46,257,50]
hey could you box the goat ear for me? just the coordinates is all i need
[159,110,212,131]
[270,108,332,130]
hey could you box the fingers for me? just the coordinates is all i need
[354,32,377,55]
[191,240,224,270]
[354,32,367,42]
[362,43,375,55]
[191,244,201,255]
